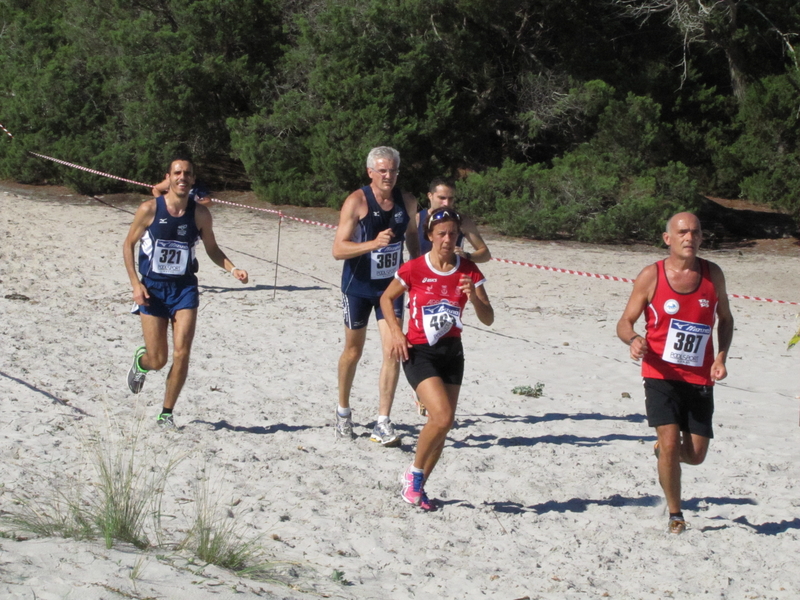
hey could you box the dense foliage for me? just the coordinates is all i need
[1,0,798,241]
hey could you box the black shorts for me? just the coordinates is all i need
[643,377,714,438]
[403,338,464,389]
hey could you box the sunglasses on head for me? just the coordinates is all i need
[427,208,461,230]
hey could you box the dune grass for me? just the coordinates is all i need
[180,477,264,572]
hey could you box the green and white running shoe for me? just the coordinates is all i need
[127,346,148,394]
[156,412,175,429]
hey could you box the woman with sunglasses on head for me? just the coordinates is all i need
[380,207,494,510]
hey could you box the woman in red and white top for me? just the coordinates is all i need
[380,207,494,510]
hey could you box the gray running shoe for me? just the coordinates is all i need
[127,346,148,394]
[370,419,401,447]
[156,412,176,429]
[334,410,355,440]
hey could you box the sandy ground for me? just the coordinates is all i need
[0,184,799,600]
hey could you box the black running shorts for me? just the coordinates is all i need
[643,377,714,438]
[403,338,465,389]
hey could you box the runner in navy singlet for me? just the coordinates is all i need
[416,178,491,263]
[617,212,734,533]
[123,156,249,428]
[332,147,421,446]
[381,207,494,510]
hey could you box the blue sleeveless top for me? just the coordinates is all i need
[417,208,464,254]
[341,186,410,298]
[138,196,200,284]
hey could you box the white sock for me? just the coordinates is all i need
[377,415,390,424]
[337,407,351,417]
[410,466,424,474]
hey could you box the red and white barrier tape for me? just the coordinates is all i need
[10,143,798,306]
[490,257,798,305]
[727,294,798,305]
[209,197,338,230]
[0,122,13,139]
[26,151,153,188]
[490,257,636,284]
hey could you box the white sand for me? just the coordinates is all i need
[1,185,799,599]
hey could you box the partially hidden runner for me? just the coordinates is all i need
[381,207,494,510]
[616,211,733,533]
[123,155,248,428]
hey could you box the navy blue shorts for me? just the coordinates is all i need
[643,377,714,438]
[403,338,465,389]
[131,277,199,319]
[341,292,403,330]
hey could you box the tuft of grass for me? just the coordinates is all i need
[181,479,263,572]
[6,487,94,541]
[512,383,545,398]
[4,420,182,550]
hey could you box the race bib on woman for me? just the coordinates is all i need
[422,302,462,346]
[152,239,190,276]
[662,319,711,367]
[370,242,401,279]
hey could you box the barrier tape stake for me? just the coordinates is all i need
[273,214,283,300]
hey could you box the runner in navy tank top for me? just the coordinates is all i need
[415,178,491,263]
[123,156,249,429]
[332,146,421,447]
[617,212,733,533]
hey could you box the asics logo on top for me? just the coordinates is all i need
[422,278,438,283]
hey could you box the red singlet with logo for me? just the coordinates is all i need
[395,254,486,346]
[642,259,718,385]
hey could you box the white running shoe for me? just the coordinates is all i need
[370,419,400,447]
[334,410,355,441]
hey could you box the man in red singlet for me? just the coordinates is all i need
[616,212,734,534]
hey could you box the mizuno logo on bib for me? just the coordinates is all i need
[663,319,711,367]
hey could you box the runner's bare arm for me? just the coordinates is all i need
[151,175,169,198]
[403,192,421,259]
[122,199,157,305]
[380,278,411,362]
[709,262,734,381]
[332,191,390,260]
[195,205,248,283]
[616,264,657,360]
[465,279,494,326]
[455,215,491,263]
